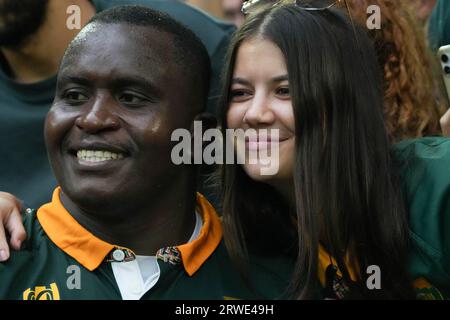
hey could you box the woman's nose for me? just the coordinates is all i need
[243,94,275,127]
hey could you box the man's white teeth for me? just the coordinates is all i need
[76,150,124,162]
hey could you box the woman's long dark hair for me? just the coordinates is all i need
[219,4,415,299]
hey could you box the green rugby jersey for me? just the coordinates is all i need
[312,138,450,300]
[393,137,450,298]
[0,188,292,300]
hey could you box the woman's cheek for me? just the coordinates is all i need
[227,103,246,129]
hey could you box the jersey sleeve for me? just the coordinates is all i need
[393,137,450,296]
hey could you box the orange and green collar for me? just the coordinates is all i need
[37,187,223,275]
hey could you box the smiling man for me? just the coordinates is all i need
[0,5,291,300]
[0,0,234,213]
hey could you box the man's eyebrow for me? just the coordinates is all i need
[111,76,163,97]
[57,75,91,86]
[57,75,162,96]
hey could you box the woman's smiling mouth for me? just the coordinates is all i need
[244,136,292,151]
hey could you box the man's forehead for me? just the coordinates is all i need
[60,23,177,81]
[70,22,99,46]
[64,22,175,65]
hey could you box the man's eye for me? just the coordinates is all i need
[63,90,89,103]
[118,93,148,105]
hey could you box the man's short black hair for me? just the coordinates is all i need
[65,5,211,112]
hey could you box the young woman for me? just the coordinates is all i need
[218,1,418,299]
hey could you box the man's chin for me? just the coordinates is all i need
[63,186,125,212]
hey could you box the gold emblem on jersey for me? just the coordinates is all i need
[23,283,60,300]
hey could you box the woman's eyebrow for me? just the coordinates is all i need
[231,75,289,85]
[271,75,289,83]
[231,77,251,85]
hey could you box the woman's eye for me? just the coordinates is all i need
[276,87,290,97]
[230,90,251,101]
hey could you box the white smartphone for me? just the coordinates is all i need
[438,45,450,104]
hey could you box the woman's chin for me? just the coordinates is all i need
[243,163,281,183]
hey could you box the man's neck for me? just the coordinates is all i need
[61,174,199,256]
[1,0,95,83]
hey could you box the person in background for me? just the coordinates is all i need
[440,107,450,137]
[429,0,450,53]
[0,0,234,210]
[348,0,445,143]
[413,0,437,25]
[428,0,450,136]
[222,0,245,27]
[187,0,225,18]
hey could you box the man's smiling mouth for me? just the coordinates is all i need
[66,141,131,168]
[76,150,125,163]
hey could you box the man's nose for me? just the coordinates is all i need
[243,94,275,127]
[75,94,120,133]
